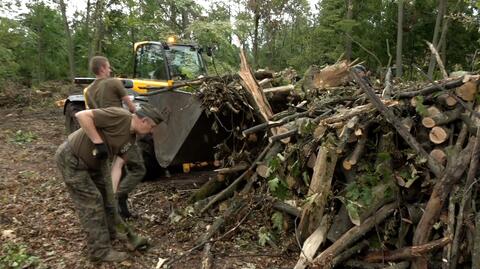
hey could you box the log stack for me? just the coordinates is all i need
[187,58,480,269]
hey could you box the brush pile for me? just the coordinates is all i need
[187,50,480,269]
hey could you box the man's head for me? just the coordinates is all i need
[353,65,370,78]
[89,56,111,77]
[133,104,164,135]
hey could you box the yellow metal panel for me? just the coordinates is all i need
[132,79,170,94]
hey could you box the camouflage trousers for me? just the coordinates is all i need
[54,141,115,260]
[117,142,145,198]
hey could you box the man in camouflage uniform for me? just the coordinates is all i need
[85,56,146,218]
[55,104,163,262]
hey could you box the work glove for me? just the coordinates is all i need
[93,143,108,159]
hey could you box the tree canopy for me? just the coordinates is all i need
[0,0,478,86]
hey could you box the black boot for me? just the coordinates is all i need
[117,195,132,219]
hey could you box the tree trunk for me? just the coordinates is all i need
[396,0,404,77]
[312,203,397,268]
[91,0,106,57]
[85,0,93,75]
[58,0,75,81]
[253,3,260,69]
[427,0,447,78]
[344,0,353,61]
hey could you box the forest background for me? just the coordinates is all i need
[0,0,479,89]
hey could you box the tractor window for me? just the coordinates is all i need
[134,44,168,80]
[165,45,205,80]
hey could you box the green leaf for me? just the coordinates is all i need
[268,177,280,193]
[257,227,271,247]
[271,211,284,232]
[346,202,361,226]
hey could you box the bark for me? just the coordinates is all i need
[263,85,294,93]
[365,237,451,263]
[450,126,480,268]
[201,237,213,269]
[421,106,463,128]
[200,143,276,213]
[394,77,464,98]
[189,175,226,203]
[252,3,260,69]
[214,163,249,174]
[473,212,480,269]
[343,131,367,170]
[298,140,338,241]
[345,0,353,61]
[383,68,393,99]
[242,111,309,137]
[427,0,447,78]
[351,71,444,178]
[396,0,404,78]
[445,189,456,269]
[294,215,332,269]
[427,41,448,79]
[239,49,274,126]
[85,0,92,74]
[311,203,397,268]
[412,138,474,246]
[58,0,75,81]
[437,93,458,107]
[331,240,369,268]
[91,0,106,56]
[272,200,300,217]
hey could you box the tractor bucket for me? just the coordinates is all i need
[149,90,216,167]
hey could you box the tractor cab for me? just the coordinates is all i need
[131,40,207,94]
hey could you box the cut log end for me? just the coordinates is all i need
[429,126,449,144]
[342,159,353,170]
[437,93,458,107]
[456,81,478,102]
[422,117,436,128]
[430,148,447,166]
[427,106,441,117]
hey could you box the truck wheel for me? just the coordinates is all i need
[65,102,83,134]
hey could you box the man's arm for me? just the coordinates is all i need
[122,96,136,113]
[111,155,126,193]
[75,110,103,144]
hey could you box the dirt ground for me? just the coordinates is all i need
[0,104,297,269]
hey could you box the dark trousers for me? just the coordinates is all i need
[55,141,114,260]
[117,142,146,197]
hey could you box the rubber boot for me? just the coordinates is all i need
[117,194,132,219]
[127,232,149,251]
[91,249,128,263]
[113,217,149,251]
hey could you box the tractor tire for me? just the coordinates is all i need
[65,102,84,134]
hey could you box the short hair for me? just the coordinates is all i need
[136,103,164,124]
[353,65,367,73]
[89,56,109,75]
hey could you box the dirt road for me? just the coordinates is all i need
[0,106,296,268]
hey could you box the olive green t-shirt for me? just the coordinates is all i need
[85,78,127,109]
[67,107,134,170]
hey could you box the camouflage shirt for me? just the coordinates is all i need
[68,107,134,170]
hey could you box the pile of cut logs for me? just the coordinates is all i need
[187,50,480,269]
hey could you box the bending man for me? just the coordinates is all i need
[55,104,163,262]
